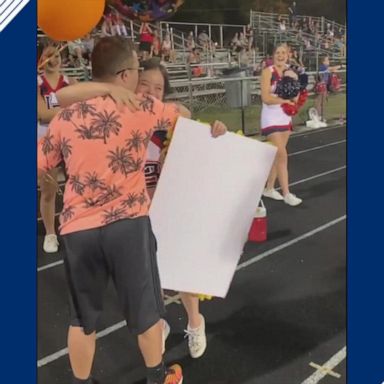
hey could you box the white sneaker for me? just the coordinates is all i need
[43,234,59,253]
[263,188,284,201]
[184,315,207,358]
[284,193,303,206]
[162,319,170,354]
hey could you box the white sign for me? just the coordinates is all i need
[150,118,277,298]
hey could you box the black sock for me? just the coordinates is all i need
[146,361,166,384]
[72,376,93,384]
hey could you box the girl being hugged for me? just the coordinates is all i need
[260,44,302,206]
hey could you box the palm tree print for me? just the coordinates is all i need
[83,198,98,208]
[61,205,75,223]
[140,96,155,115]
[58,108,75,122]
[154,118,172,132]
[121,192,139,209]
[73,101,97,119]
[90,110,122,143]
[58,137,72,159]
[75,124,95,140]
[102,206,127,225]
[41,133,55,155]
[127,157,143,172]
[69,174,86,195]
[84,172,106,192]
[126,130,144,153]
[107,147,134,177]
[138,189,147,206]
[142,129,152,147]
[98,185,122,206]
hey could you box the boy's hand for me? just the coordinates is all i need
[210,120,227,137]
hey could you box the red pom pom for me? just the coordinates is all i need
[281,103,299,116]
[297,90,308,107]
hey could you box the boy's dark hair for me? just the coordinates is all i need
[141,58,172,97]
[92,36,135,81]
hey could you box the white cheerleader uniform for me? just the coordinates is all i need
[261,65,292,136]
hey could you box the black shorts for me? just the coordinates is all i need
[139,41,152,53]
[62,216,165,335]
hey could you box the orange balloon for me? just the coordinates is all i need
[38,0,105,41]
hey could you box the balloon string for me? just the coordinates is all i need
[38,43,68,70]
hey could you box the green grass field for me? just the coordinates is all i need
[194,93,346,136]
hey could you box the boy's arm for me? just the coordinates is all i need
[56,82,142,112]
[37,118,63,174]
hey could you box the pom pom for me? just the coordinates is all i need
[275,76,301,99]
[281,103,299,116]
[194,293,213,301]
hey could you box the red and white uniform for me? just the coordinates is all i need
[261,65,292,135]
[38,74,70,139]
[145,131,167,190]
[144,116,175,191]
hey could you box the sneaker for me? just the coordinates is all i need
[284,193,302,206]
[162,320,170,354]
[164,364,183,384]
[43,234,59,253]
[263,188,284,201]
[184,315,207,359]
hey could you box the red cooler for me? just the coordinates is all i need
[248,199,267,242]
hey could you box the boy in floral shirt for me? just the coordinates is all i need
[38,37,182,384]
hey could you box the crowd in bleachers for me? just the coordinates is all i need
[38,6,346,81]
[276,12,346,57]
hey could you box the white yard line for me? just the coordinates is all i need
[289,140,345,156]
[236,215,345,271]
[291,124,345,138]
[300,346,346,384]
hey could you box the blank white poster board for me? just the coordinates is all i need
[150,117,277,298]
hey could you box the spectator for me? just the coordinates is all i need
[198,30,209,49]
[315,55,339,120]
[139,22,154,60]
[112,10,128,37]
[187,47,204,76]
[151,29,161,57]
[161,32,173,62]
[230,32,242,54]
[290,49,304,68]
[82,34,95,64]
[186,31,196,51]
[245,24,254,51]
[279,19,287,38]
[101,13,114,37]
[288,1,297,27]
[67,39,86,66]
[238,46,250,68]
[188,47,201,64]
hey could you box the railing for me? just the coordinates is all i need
[165,69,346,113]
[249,10,346,65]
[159,21,247,50]
[250,10,346,37]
